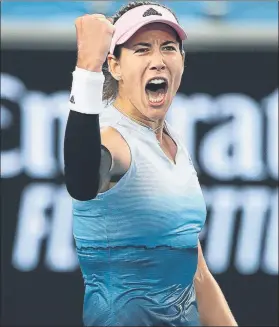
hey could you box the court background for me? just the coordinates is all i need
[1,1,278,326]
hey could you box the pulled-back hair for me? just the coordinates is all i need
[102,1,184,105]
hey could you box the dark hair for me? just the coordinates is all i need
[102,1,184,105]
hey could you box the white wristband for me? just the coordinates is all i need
[69,67,105,114]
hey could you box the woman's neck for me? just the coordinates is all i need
[113,97,165,142]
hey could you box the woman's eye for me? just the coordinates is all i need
[163,46,176,51]
[135,48,148,53]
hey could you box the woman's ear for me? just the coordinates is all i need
[107,54,122,81]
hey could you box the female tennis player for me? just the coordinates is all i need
[64,1,238,326]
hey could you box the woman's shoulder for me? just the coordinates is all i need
[99,104,120,126]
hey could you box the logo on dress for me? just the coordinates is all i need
[143,8,162,17]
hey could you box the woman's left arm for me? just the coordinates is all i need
[194,241,238,326]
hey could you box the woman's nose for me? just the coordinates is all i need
[149,52,166,71]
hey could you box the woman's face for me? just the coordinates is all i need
[110,23,185,121]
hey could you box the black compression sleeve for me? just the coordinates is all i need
[64,110,101,201]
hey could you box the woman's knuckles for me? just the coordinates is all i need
[75,14,114,71]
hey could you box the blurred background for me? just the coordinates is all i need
[1,1,278,326]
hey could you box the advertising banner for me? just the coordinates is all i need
[1,49,278,326]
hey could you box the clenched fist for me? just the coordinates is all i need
[75,14,115,72]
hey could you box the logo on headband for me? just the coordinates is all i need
[143,8,162,17]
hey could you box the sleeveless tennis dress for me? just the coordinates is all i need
[72,105,207,326]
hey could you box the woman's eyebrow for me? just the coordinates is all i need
[132,42,151,47]
[161,41,177,46]
[132,40,177,48]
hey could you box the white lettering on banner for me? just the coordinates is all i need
[21,91,69,178]
[21,92,57,177]
[169,93,267,181]
[202,187,278,275]
[167,94,213,169]
[1,73,278,275]
[12,183,78,272]
[262,190,278,275]
[1,74,25,177]
[45,186,78,272]
[1,73,69,178]
[264,89,278,180]
[13,183,54,271]
[235,188,270,274]
[1,73,278,182]
[202,187,239,274]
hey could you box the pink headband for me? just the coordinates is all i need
[110,5,187,54]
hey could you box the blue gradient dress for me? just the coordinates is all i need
[72,106,207,326]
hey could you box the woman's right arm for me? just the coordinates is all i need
[64,111,112,201]
[64,111,130,201]
[64,14,116,201]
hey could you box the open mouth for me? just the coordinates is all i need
[145,78,168,105]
